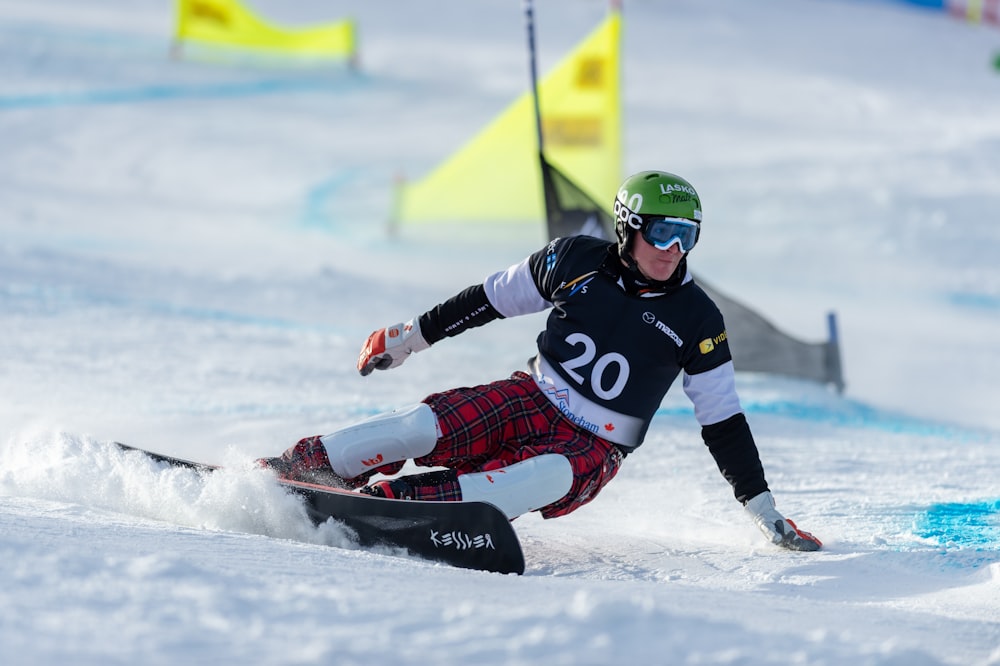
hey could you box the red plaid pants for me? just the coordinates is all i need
[281,372,623,518]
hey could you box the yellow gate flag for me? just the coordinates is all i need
[174,0,356,60]
[394,9,621,225]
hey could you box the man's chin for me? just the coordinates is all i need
[649,265,679,281]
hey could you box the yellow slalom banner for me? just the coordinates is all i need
[395,10,621,224]
[174,0,357,60]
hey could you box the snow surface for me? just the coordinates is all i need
[2,0,1000,664]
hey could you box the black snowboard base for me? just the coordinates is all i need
[114,443,525,574]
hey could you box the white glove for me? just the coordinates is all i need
[357,319,430,376]
[744,491,822,551]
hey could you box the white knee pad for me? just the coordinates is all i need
[457,454,573,520]
[320,403,439,479]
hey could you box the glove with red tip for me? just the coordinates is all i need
[357,319,430,376]
[744,491,822,551]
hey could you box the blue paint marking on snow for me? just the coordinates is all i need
[655,398,974,438]
[1,282,326,333]
[301,171,355,230]
[142,301,322,332]
[0,78,347,110]
[947,292,1000,310]
[745,399,972,437]
[896,0,946,8]
[914,500,1000,550]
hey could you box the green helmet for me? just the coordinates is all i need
[613,171,702,257]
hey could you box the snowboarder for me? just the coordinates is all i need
[262,170,822,551]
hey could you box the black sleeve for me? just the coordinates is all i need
[701,413,769,504]
[417,284,504,345]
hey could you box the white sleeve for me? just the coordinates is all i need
[682,361,744,426]
[483,257,551,318]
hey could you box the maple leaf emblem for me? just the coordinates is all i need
[604,423,615,432]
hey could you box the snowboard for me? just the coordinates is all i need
[114,443,525,575]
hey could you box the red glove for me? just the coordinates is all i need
[357,319,430,376]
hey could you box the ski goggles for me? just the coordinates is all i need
[640,216,701,252]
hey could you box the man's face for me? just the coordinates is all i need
[630,233,685,282]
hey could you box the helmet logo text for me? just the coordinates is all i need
[659,183,697,197]
[613,195,643,231]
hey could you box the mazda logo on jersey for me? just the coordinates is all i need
[643,311,683,347]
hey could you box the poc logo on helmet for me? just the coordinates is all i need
[613,192,643,231]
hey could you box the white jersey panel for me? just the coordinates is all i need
[483,258,551,318]
[682,361,744,426]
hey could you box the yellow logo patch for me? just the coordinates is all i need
[699,330,727,354]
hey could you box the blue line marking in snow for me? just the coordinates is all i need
[947,292,1000,310]
[144,301,318,332]
[301,172,355,230]
[893,0,946,9]
[746,399,970,436]
[1,282,325,333]
[914,500,1000,550]
[0,77,361,110]
[655,398,974,438]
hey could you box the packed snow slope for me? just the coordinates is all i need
[2,0,999,664]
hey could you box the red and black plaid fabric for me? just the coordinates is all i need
[414,371,623,518]
[275,372,623,518]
